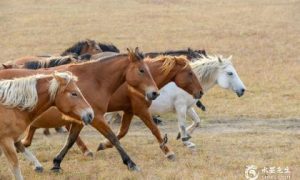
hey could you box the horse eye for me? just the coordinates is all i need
[227,72,233,76]
[71,92,78,97]
[139,68,145,73]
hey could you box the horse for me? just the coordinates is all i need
[146,55,246,148]
[2,39,101,68]
[101,48,207,124]
[0,71,93,180]
[21,55,203,161]
[18,47,158,172]
[98,55,203,156]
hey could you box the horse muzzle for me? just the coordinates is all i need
[236,88,245,97]
[146,91,160,100]
[193,91,204,99]
[81,109,94,125]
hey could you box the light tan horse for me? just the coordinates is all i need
[0,71,93,180]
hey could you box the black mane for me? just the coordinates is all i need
[61,40,94,56]
[24,57,74,69]
[98,43,120,53]
[145,48,207,60]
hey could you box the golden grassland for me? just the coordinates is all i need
[0,0,299,179]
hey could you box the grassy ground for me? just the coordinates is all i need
[0,0,299,179]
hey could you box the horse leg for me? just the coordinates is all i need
[186,107,201,135]
[98,112,133,150]
[64,124,93,157]
[92,114,139,171]
[51,123,84,172]
[135,109,175,160]
[175,103,195,149]
[14,141,43,172]
[21,125,38,147]
[0,138,23,180]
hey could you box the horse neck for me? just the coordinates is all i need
[28,77,54,120]
[146,60,184,89]
[75,55,130,95]
[194,62,219,92]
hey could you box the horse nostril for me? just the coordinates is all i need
[88,113,93,120]
[241,88,245,93]
[152,92,158,97]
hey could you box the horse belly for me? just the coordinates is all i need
[31,108,70,128]
[149,96,174,114]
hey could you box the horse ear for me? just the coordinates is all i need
[228,55,232,61]
[53,72,68,85]
[2,64,8,69]
[218,57,222,63]
[134,47,139,54]
[127,48,136,62]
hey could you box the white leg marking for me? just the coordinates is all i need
[23,148,43,169]
[13,167,23,180]
[186,107,201,135]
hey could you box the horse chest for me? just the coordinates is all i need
[0,108,28,141]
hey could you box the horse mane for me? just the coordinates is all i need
[149,55,189,77]
[61,39,97,56]
[191,55,232,86]
[145,48,206,60]
[98,43,120,53]
[0,72,76,111]
[24,56,75,69]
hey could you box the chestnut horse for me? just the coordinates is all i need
[22,55,203,161]
[16,48,158,171]
[0,71,93,180]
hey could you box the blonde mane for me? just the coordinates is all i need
[0,72,76,111]
[149,55,189,77]
[191,55,232,89]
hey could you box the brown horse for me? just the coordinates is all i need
[1,39,102,69]
[22,55,203,161]
[15,48,158,171]
[0,71,93,180]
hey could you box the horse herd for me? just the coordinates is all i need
[0,39,246,180]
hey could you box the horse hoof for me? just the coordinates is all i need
[84,151,94,157]
[166,153,176,161]
[51,167,63,173]
[128,163,140,171]
[34,166,44,173]
[97,143,105,151]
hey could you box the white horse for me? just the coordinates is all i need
[149,55,246,148]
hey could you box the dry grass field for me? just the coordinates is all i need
[0,0,299,179]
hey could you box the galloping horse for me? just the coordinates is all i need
[19,48,158,171]
[21,55,204,160]
[148,55,246,148]
[0,71,93,180]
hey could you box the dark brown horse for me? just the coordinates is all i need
[6,48,159,172]
[1,39,101,70]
